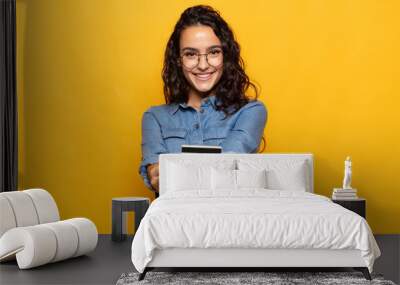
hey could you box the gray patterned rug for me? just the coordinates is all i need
[116,271,396,285]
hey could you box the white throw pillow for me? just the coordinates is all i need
[211,168,236,190]
[265,167,307,191]
[164,158,236,193]
[237,159,309,191]
[167,162,211,191]
[211,168,267,190]
[237,169,267,188]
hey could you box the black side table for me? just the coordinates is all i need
[332,198,366,219]
[112,197,150,242]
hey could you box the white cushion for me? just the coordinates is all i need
[237,169,267,188]
[64,218,98,257]
[42,221,79,262]
[167,163,211,191]
[24,189,60,223]
[0,196,17,237]
[211,168,267,190]
[238,159,309,191]
[0,192,39,227]
[166,159,235,192]
[211,168,236,190]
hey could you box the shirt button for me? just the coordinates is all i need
[200,109,204,113]
[194,123,199,129]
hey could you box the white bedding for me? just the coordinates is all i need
[131,190,380,273]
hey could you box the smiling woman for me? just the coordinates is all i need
[179,26,224,95]
[139,5,268,194]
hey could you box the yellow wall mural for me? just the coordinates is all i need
[16,0,400,234]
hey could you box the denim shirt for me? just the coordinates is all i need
[139,95,268,190]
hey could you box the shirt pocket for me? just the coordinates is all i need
[203,126,229,146]
[161,127,188,153]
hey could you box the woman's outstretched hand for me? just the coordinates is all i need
[147,163,159,192]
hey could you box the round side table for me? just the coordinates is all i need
[111,197,150,242]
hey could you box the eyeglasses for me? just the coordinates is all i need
[180,48,223,69]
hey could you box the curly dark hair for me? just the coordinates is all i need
[162,5,259,117]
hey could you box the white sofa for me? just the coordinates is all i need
[0,189,98,269]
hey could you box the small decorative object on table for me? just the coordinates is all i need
[332,156,366,218]
[112,197,150,242]
[343,156,353,189]
[332,156,358,200]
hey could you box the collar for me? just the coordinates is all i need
[168,95,217,115]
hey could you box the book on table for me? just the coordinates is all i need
[333,188,357,193]
[332,195,359,200]
[332,188,358,200]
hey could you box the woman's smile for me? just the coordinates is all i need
[188,69,220,92]
[192,71,215,81]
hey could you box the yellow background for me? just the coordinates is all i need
[16,0,399,234]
